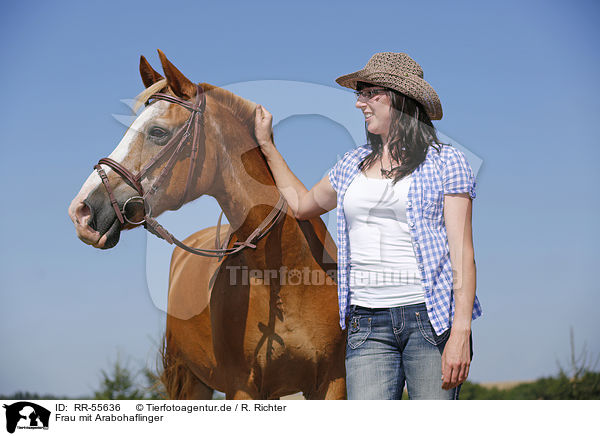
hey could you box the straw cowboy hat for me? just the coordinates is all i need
[335,52,443,120]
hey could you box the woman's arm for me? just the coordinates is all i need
[255,105,337,219]
[441,192,476,390]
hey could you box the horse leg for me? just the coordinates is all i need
[304,377,346,400]
[161,333,215,400]
[227,389,258,400]
[224,379,262,400]
[161,356,214,399]
[161,359,215,400]
[187,378,215,400]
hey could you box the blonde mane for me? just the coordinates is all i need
[133,79,168,113]
[132,79,257,134]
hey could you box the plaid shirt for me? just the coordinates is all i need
[328,143,482,335]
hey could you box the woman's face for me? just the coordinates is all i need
[355,86,392,142]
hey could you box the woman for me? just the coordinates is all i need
[255,52,481,399]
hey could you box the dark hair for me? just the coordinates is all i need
[356,81,443,185]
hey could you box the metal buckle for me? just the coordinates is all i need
[122,196,151,225]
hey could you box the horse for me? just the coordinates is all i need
[68,50,346,399]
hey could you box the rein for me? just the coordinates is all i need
[94,84,288,259]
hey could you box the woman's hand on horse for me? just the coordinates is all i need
[255,104,275,150]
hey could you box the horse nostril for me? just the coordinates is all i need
[80,200,97,231]
[73,202,90,224]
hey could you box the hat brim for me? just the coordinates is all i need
[335,69,443,121]
[335,69,370,90]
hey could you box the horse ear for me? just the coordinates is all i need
[139,55,164,88]
[157,49,196,100]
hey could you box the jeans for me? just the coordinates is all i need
[345,302,472,400]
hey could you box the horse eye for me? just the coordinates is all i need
[149,126,168,138]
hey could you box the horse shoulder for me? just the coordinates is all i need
[167,224,231,320]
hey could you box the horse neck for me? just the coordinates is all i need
[207,109,290,252]
[202,105,336,284]
[203,98,336,273]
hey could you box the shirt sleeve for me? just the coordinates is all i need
[328,154,347,193]
[442,146,477,199]
[328,163,339,193]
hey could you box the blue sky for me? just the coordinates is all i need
[1,0,599,397]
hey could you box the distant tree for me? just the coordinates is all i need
[0,392,63,400]
[91,353,170,400]
[93,356,144,400]
[553,327,600,399]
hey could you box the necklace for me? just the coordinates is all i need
[380,155,401,179]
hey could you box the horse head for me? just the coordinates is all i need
[69,50,233,249]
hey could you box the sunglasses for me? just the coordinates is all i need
[354,87,389,101]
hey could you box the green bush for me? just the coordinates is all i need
[459,371,600,400]
[462,328,600,400]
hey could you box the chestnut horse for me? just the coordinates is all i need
[68,50,346,399]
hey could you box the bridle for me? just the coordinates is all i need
[93,84,288,259]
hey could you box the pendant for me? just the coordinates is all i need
[380,167,395,179]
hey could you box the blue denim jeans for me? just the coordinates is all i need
[345,302,470,400]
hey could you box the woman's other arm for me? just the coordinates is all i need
[255,104,337,219]
[441,192,476,390]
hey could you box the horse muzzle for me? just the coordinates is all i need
[70,183,144,249]
[69,200,103,246]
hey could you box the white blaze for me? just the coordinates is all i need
[74,102,168,203]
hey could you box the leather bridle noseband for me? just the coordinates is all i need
[93,84,288,259]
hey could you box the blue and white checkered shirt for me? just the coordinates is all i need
[328,143,482,335]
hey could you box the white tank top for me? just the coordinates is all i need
[344,171,425,307]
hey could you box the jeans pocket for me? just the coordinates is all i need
[415,311,449,346]
[347,315,371,350]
